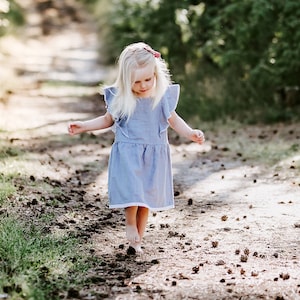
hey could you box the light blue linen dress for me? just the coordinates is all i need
[104,84,180,211]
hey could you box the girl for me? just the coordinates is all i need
[68,42,205,254]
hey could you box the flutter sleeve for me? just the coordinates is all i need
[159,84,180,135]
[103,87,117,114]
[103,86,129,136]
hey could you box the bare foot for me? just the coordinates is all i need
[127,242,144,255]
[130,242,143,253]
[126,224,140,243]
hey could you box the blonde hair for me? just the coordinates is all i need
[110,42,172,119]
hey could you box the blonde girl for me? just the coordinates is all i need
[68,42,205,254]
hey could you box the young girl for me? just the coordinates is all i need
[68,42,205,254]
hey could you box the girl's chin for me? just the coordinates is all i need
[135,91,152,97]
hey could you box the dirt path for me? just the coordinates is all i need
[1,1,300,299]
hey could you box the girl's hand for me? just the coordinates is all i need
[68,122,85,135]
[190,129,205,144]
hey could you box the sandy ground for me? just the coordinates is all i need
[0,1,299,299]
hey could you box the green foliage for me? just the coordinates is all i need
[95,0,300,123]
[0,0,25,36]
[0,217,91,300]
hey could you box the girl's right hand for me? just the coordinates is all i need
[190,129,205,144]
[68,122,85,135]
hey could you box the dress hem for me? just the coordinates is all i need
[109,203,174,211]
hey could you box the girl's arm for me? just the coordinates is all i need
[68,112,114,135]
[168,111,205,144]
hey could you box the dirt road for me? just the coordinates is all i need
[1,1,299,299]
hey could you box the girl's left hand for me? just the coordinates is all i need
[190,129,205,144]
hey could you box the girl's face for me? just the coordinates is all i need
[132,64,156,98]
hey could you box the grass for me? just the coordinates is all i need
[0,141,103,299]
[0,145,22,160]
[0,142,23,204]
[0,173,16,205]
[0,216,96,300]
[200,119,300,169]
[226,133,299,166]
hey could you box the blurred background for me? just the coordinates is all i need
[1,0,300,124]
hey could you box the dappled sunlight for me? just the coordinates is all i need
[275,154,300,172]
[1,1,299,299]
[0,82,106,135]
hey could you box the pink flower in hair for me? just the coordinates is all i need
[144,46,161,58]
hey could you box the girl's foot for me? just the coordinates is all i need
[127,242,143,255]
[130,242,143,253]
[125,224,140,244]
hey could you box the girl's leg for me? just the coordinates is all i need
[130,206,149,253]
[125,206,140,243]
[125,206,149,253]
[136,206,149,241]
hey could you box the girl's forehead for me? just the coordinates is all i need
[133,64,155,81]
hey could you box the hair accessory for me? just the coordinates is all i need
[144,46,161,58]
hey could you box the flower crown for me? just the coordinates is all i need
[144,46,161,58]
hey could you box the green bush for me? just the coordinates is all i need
[0,0,24,36]
[93,0,300,123]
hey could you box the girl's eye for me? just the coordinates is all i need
[145,77,152,82]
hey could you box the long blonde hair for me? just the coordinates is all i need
[110,42,172,119]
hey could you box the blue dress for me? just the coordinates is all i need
[104,84,180,211]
